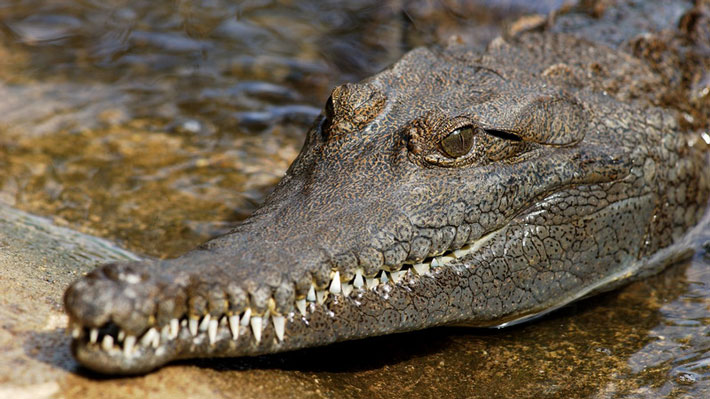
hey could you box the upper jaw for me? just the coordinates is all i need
[65,226,497,374]
[63,185,509,373]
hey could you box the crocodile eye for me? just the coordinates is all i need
[440,126,474,158]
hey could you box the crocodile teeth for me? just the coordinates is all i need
[380,272,389,283]
[228,315,240,340]
[189,318,199,336]
[353,269,364,289]
[250,316,263,343]
[413,263,430,275]
[199,314,211,332]
[241,308,252,326]
[71,326,81,339]
[307,285,316,302]
[124,335,136,356]
[295,299,307,316]
[366,277,378,290]
[341,283,353,297]
[431,257,441,267]
[70,322,81,338]
[390,270,405,283]
[208,319,218,345]
[101,334,114,351]
[316,290,328,304]
[152,331,160,348]
[329,271,342,294]
[160,325,171,341]
[118,330,126,342]
[272,315,285,342]
[89,328,98,344]
[140,327,158,347]
[169,319,179,339]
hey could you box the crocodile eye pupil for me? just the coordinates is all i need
[441,126,474,158]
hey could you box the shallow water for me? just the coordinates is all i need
[0,0,709,397]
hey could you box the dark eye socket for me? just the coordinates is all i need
[441,126,475,158]
[320,95,335,138]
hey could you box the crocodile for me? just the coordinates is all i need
[64,0,710,374]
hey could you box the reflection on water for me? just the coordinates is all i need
[0,0,708,397]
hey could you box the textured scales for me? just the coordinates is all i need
[64,1,710,374]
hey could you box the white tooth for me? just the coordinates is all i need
[89,328,99,344]
[250,316,263,343]
[316,290,328,304]
[220,316,227,326]
[431,257,441,267]
[118,330,126,342]
[124,335,136,356]
[101,335,114,351]
[390,270,405,283]
[152,331,160,348]
[272,315,285,342]
[189,318,199,336]
[353,269,364,288]
[181,319,187,328]
[199,314,211,332]
[329,271,342,294]
[161,325,171,341]
[295,299,307,316]
[380,272,389,283]
[341,283,353,297]
[71,325,82,339]
[307,285,316,302]
[208,319,218,345]
[228,315,240,340]
[140,328,157,347]
[440,255,456,265]
[170,319,179,339]
[240,308,252,326]
[413,263,430,275]
[366,277,378,290]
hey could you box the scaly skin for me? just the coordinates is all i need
[64,1,710,374]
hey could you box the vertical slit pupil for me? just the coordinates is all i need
[441,126,474,158]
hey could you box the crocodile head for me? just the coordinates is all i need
[64,34,709,374]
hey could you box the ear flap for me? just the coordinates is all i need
[512,95,588,146]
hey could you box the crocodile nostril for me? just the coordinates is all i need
[102,263,147,284]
